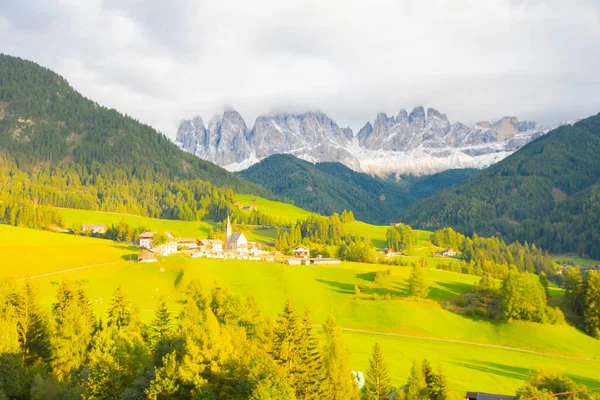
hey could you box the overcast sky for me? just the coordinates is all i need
[1,0,600,137]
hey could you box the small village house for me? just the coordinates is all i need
[177,238,198,250]
[81,224,107,234]
[139,231,178,256]
[293,245,310,258]
[286,258,303,265]
[209,239,223,253]
[434,248,457,257]
[137,250,157,263]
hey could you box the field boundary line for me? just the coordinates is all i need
[337,327,597,361]
[16,262,118,281]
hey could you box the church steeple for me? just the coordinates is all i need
[226,214,232,244]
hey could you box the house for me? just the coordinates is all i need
[138,250,157,263]
[377,248,403,257]
[177,238,198,250]
[293,245,310,258]
[225,215,248,252]
[81,224,107,234]
[286,258,303,265]
[465,392,517,400]
[209,239,223,253]
[139,232,177,256]
[310,258,341,265]
[434,248,457,257]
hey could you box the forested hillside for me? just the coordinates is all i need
[0,54,270,223]
[239,154,478,224]
[404,112,600,258]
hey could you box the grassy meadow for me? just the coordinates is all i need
[2,223,599,395]
[552,254,600,267]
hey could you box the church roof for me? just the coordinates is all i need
[229,232,246,242]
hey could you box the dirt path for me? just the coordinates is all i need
[16,262,119,281]
[339,327,597,361]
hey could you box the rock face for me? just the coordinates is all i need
[175,107,547,176]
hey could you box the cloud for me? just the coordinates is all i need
[1,0,599,136]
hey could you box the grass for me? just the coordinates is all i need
[4,224,600,394]
[552,254,599,267]
[235,194,312,223]
[58,208,216,238]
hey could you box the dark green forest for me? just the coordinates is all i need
[403,113,600,259]
[0,54,270,224]
[238,154,478,224]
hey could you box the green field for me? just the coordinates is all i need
[3,224,599,395]
[235,194,312,223]
[552,254,600,267]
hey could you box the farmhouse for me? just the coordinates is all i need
[177,238,198,250]
[465,392,516,400]
[310,258,341,265]
[137,250,157,263]
[286,258,310,265]
[377,248,403,257]
[434,248,457,257]
[139,231,178,256]
[293,245,310,258]
[209,239,223,253]
[81,224,107,234]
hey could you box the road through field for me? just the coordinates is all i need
[15,261,119,281]
[339,327,597,361]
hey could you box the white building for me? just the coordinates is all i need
[139,231,177,255]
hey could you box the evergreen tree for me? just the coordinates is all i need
[321,316,358,400]
[149,299,172,344]
[563,267,585,316]
[405,360,427,400]
[539,271,550,300]
[13,280,51,365]
[272,300,303,391]
[364,342,391,400]
[145,352,181,400]
[408,263,429,298]
[295,309,326,400]
[107,286,136,331]
[50,281,96,380]
[583,271,600,338]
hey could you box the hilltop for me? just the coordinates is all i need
[404,112,600,259]
[0,54,270,224]
[238,154,478,224]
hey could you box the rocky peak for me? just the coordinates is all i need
[408,106,426,125]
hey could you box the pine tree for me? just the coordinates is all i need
[583,271,600,338]
[405,360,427,400]
[146,352,181,400]
[13,280,51,365]
[422,359,436,398]
[539,271,550,300]
[430,364,449,400]
[408,263,429,298]
[295,309,326,400]
[150,298,172,343]
[107,286,135,331]
[322,316,359,400]
[272,300,303,390]
[50,281,96,380]
[364,343,391,400]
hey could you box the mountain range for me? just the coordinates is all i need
[176,108,547,176]
[403,112,600,258]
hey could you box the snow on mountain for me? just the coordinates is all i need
[175,107,547,176]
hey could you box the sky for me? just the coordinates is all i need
[1,0,600,137]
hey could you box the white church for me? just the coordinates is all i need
[225,215,248,252]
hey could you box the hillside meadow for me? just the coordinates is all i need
[2,224,599,395]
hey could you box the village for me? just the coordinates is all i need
[128,216,342,266]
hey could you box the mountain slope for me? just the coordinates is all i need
[238,154,478,224]
[0,54,270,221]
[177,108,545,176]
[403,112,600,258]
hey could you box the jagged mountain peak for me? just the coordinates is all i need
[175,107,548,176]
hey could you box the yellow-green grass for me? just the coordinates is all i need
[346,221,433,248]
[58,208,216,238]
[5,226,600,393]
[552,254,600,267]
[0,224,133,279]
[235,194,312,223]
